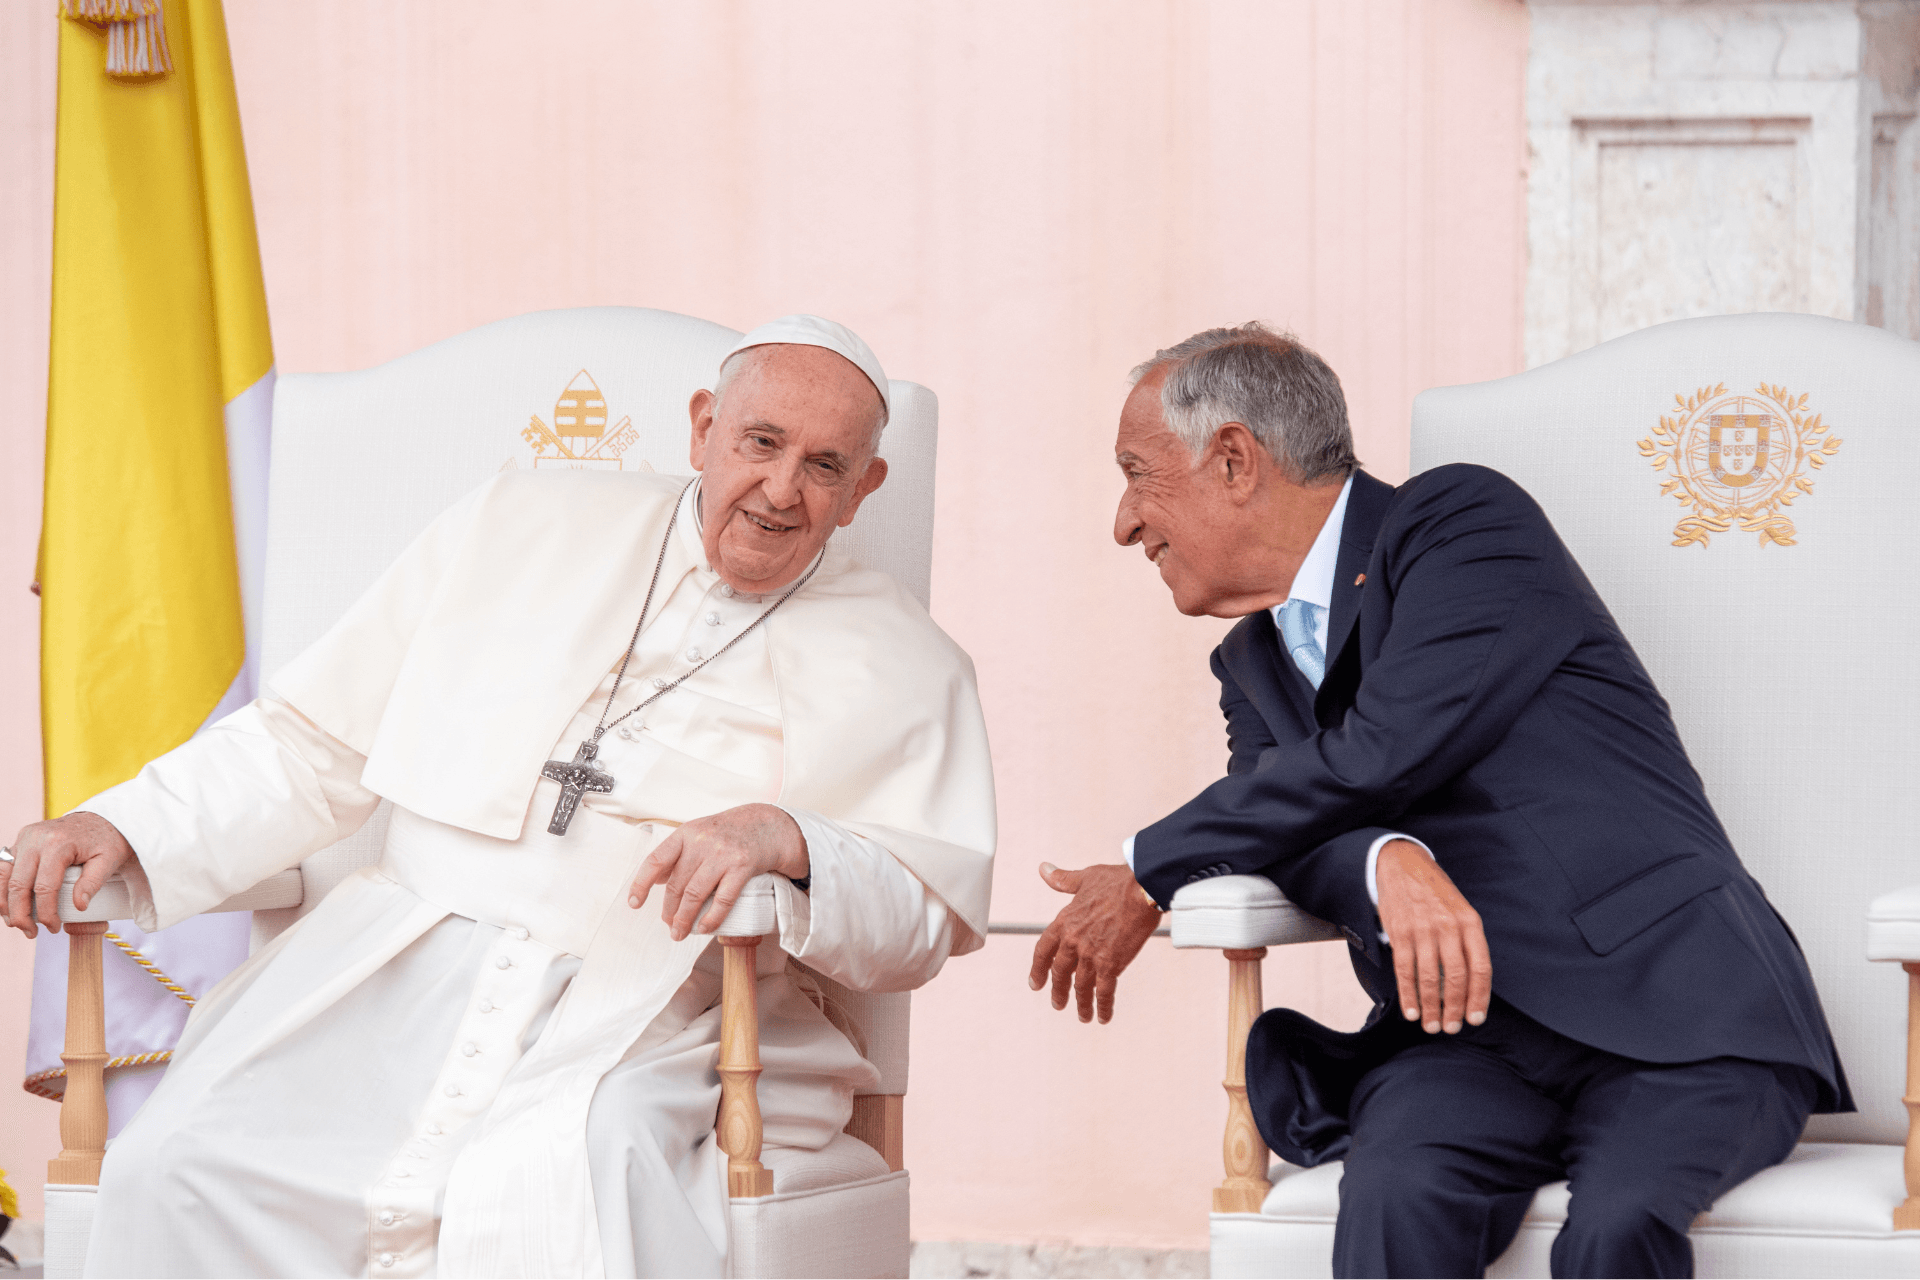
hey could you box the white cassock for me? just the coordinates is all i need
[74,472,996,1279]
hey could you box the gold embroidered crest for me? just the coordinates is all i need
[514,370,639,470]
[1637,383,1842,548]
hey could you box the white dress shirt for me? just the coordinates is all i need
[1123,474,1430,930]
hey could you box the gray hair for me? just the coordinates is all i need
[1130,322,1358,484]
[713,347,889,449]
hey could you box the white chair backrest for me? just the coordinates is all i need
[257,306,927,1094]
[1412,314,1920,1146]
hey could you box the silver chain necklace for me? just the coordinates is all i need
[539,477,824,835]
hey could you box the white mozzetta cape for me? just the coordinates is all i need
[272,468,996,942]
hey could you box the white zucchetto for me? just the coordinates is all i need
[720,314,891,415]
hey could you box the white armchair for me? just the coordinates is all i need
[1177,313,1920,1278]
[37,306,933,1279]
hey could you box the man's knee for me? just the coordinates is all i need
[1555,1181,1694,1277]
[1340,1144,1473,1218]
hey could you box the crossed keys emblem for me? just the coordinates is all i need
[520,370,640,470]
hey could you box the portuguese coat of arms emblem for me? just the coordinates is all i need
[1637,382,1843,547]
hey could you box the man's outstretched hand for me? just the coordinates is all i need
[1,812,136,940]
[1374,838,1492,1036]
[1027,862,1163,1024]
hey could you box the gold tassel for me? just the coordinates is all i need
[59,0,172,79]
[60,0,159,19]
[105,9,172,76]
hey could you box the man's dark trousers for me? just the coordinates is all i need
[1332,998,1815,1278]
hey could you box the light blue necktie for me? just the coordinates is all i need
[1278,598,1326,689]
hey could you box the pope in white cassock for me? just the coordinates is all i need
[1,316,997,1279]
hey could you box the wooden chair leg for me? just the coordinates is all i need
[1214,947,1271,1213]
[1897,962,1920,1230]
[49,921,109,1186]
[718,934,774,1198]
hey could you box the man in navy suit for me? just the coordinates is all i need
[1030,323,1849,1278]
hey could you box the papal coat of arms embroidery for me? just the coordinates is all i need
[1636,382,1843,548]
[512,370,640,470]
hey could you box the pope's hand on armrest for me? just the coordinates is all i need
[2,811,137,938]
[629,803,810,941]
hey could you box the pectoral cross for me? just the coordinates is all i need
[542,740,615,835]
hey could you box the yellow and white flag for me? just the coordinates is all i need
[26,0,270,1124]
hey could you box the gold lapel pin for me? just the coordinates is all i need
[1354,573,1366,587]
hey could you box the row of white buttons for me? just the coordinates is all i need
[364,924,541,1276]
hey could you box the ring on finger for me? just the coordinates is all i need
[0,846,12,865]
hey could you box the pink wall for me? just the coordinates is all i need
[0,0,1528,1245]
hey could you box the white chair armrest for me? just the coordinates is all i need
[49,866,305,925]
[712,873,780,938]
[1866,882,1920,962]
[1169,874,1344,950]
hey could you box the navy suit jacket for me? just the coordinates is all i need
[1132,465,1849,1164]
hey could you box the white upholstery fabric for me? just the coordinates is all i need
[49,865,302,925]
[712,874,779,938]
[726,1169,910,1279]
[1168,874,1343,949]
[250,307,926,1101]
[41,1185,96,1280]
[1412,314,1920,1147]
[798,965,910,1096]
[762,1130,892,1194]
[1209,1144,1920,1279]
[1867,883,1920,963]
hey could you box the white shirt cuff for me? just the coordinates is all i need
[1122,833,1137,871]
[1364,832,1433,905]
[1366,832,1433,945]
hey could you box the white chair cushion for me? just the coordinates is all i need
[1208,1142,1919,1279]
[42,1185,98,1280]
[728,1166,909,1279]
[760,1130,892,1195]
[1169,874,1344,949]
[1867,883,1920,962]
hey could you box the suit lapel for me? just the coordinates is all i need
[1314,470,1395,723]
[1246,608,1318,730]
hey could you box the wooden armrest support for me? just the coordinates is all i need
[1215,947,1271,1213]
[1897,962,1919,1231]
[718,933,774,1198]
[48,923,109,1187]
[43,868,306,1192]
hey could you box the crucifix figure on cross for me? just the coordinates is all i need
[541,740,615,835]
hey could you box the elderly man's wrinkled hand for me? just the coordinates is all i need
[1,812,136,940]
[1027,862,1163,1024]
[627,803,809,941]
[1374,838,1492,1036]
